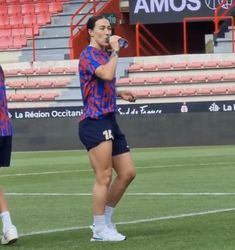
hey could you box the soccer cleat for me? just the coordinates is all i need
[90,225,126,241]
[1,225,18,245]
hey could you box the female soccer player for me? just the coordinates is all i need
[0,65,18,245]
[79,15,136,241]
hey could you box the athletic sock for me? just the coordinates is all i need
[105,205,114,225]
[93,215,106,231]
[1,211,13,233]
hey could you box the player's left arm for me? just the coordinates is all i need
[117,90,136,102]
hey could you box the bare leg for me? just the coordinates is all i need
[88,140,113,215]
[0,189,8,213]
[107,152,136,207]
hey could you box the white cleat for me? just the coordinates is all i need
[1,225,18,245]
[90,225,126,242]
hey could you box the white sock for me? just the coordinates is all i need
[105,205,114,225]
[93,215,106,231]
[1,211,13,233]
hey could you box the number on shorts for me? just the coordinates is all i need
[103,129,114,140]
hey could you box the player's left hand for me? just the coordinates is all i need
[118,91,136,102]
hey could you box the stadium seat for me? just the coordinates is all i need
[116,78,130,85]
[8,82,24,88]
[9,15,23,25]
[0,28,11,36]
[37,13,50,25]
[13,35,27,48]
[149,89,165,97]
[23,14,37,25]
[7,5,21,16]
[0,15,9,26]
[34,67,50,74]
[64,67,77,74]
[142,64,158,71]
[188,62,204,69]
[147,77,161,84]
[11,27,25,36]
[8,93,26,101]
[218,60,234,68]
[37,81,53,88]
[161,76,177,84]
[228,86,235,94]
[212,87,228,95]
[157,63,172,70]
[24,81,38,88]
[177,76,192,83]
[130,77,146,85]
[21,3,35,15]
[21,68,35,75]
[0,6,7,15]
[203,61,218,68]
[50,67,66,74]
[181,88,197,96]
[197,88,212,95]
[128,64,143,72]
[49,2,63,13]
[0,36,13,49]
[172,62,188,69]
[41,93,59,100]
[53,80,68,87]
[26,93,42,101]
[223,73,235,81]
[207,74,223,82]
[34,2,48,14]
[191,75,208,83]
[133,89,150,97]
[165,88,181,96]
[4,68,20,76]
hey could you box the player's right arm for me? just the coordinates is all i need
[95,35,121,81]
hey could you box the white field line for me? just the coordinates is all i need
[0,161,233,178]
[6,192,235,196]
[19,207,235,237]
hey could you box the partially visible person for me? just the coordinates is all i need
[0,65,18,245]
[78,16,136,242]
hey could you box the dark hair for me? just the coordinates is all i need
[0,65,5,83]
[86,15,108,31]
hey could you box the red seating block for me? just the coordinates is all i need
[37,13,50,25]
[149,89,165,97]
[197,88,212,95]
[165,88,181,96]
[41,93,59,100]
[128,64,143,72]
[133,89,150,97]
[147,77,161,84]
[49,2,63,13]
[26,93,41,101]
[34,2,48,14]
[53,80,68,87]
[212,87,228,95]
[21,3,35,15]
[181,88,197,96]
[130,77,146,85]
[116,78,130,85]
[13,35,27,48]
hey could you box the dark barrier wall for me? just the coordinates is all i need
[12,112,235,151]
[129,0,234,24]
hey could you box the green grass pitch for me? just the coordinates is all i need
[1,145,235,249]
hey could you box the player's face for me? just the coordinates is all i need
[89,18,112,49]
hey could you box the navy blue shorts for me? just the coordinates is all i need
[79,113,130,156]
[0,136,12,167]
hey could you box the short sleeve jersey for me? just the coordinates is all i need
[0,68,12,136]
[79,46,117,120]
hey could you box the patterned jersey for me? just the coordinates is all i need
[79,46,117,120]
[0,67,12,136]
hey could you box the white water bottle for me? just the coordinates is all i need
[118,38,128,48]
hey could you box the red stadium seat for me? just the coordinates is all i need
[0,6,8,15]
[12,27,25,36]
[161,76,177,84]
[7,5,21,16]
[147,77,161,84]
[24,81,38,88]
[37,12,50,25]
[21,3,35,15]
[64,67,77,73]
[197,88,212,95]
[165,88,181,96]
[207,74,223,82]
[0,28,11,36]
[181,88,197,96]
[223,73,235,81]
[133,89,150,97]
[34,2,48,14]
[8,93,26,101]
[172,62,188,69]
[212,87,228,95]
[128,64,143,72]
[34,67,50,74]
[23,14,37,25]
[13,35,27,48]
[177,76,192,83]
[228,86,235,94]
[49,2,63,13]
[41,93,59,100]
[37,81,53,88]
[50,67,66,74]
[116,78,130,85]
[149,89,165,97]
[191,75,208,83]
[203,61,218,68]
[130,77,146,85]
[142,64,158,71]
[0,15,9,26]
[9,15,23,26]
[188,62,204,69]
[8,82,24,88]
[0,36,13,49]
[26,93,42,101]
[53,80,68,87]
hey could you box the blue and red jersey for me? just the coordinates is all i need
[79,46,117,120]
[0,67,12,136]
